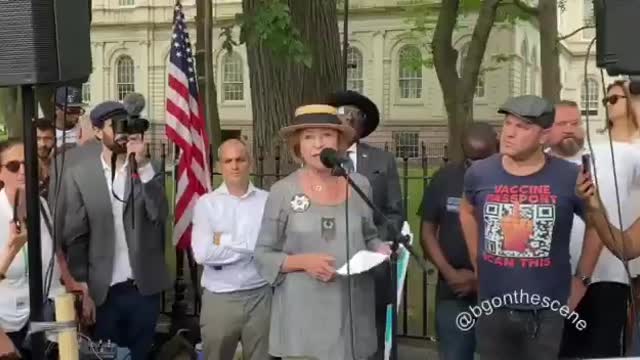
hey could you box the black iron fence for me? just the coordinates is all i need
[146,139,450,340]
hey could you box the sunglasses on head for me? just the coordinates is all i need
[1,161,24,173]
[602,94,626,106]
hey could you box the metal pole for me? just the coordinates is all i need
[342,0,349,90]
[23,85,45,360]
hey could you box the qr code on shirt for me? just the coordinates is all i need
[483,202,556,258]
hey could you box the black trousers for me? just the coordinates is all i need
[559,281,629,359]
[476,308,565,360]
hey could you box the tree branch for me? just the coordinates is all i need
[512,0,538,16]
[557,25,595,41]
[431,0,461,98]
[460,0,501,100]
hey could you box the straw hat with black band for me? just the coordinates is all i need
[280,104,356,162]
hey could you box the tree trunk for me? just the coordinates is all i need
[243,0,343,185]
[538,0,561,102]
[432,0,500,162]
[0,87,22,137]
[196,0,222,167]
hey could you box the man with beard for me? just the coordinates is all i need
[53,86,85,154]
[550,101,638,358]
[56,101,171,359]
[35,118,55,198]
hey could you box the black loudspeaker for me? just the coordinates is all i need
[594,0,640,76]
[0,0,92,87]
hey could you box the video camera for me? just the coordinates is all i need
[118,92,150,135]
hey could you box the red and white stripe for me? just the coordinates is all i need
[166,60,211,250]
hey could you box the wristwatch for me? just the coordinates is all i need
[575,272,592,286]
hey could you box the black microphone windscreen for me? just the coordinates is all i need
[320,148,339,169]
[630,80,640,95]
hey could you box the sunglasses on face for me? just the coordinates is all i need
[57,106,85,115]
[602,95,626,106]
[1,161,25,173]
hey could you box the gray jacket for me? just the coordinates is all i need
[54,150,171,306]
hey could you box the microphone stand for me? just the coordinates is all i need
[332,166,431,360]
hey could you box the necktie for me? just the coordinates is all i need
[344,151,355,173]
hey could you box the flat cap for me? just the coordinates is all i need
[55,86,84,108]
[498,95,555,129]
[89,101,128,128]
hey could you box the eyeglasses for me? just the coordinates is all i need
[1,161,25,173]
[602,95,626,106]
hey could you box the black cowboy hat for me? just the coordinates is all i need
[326,90,380,139]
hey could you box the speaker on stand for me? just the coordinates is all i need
[0,1,91,359]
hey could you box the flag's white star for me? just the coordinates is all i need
[177,52,182,57]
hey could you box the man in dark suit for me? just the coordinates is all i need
[55,101,171,360]
[327,90,404,360]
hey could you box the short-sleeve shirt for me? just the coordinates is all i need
[419,162,474,301]
[463,153,585,309]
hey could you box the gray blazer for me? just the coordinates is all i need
[54,151,171,306]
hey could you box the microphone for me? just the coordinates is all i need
[320,148,350,169]
[629,79,640,95]
[123,92,146,116]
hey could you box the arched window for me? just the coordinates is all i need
[346,46,364,94]
[221,52,244,101]
[458,43,485,97]
[115,55,135,101]
[581,78,599,116]
[530,47,537,94]
[398,45,422,99]
[520,40,528,95]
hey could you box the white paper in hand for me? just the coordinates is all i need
[337,250,388,276]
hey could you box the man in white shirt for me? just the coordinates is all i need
[192,138,271,360]
[550,100,637,358]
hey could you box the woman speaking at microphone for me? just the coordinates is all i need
[255,105,391,360]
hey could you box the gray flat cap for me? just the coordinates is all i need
[89,101,128,128]
[498,95,555,129]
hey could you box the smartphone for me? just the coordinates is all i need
[581,154,591,175]
[12,189,26,232]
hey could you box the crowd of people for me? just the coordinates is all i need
[1,78,640,360]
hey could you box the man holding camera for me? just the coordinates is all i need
[55,101,170,360]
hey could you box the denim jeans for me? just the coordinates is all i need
[476,308,564,360]
[436,298,477,360]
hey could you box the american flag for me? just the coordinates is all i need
[165,1,211,250]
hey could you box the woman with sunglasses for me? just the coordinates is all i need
[601,80,640,143]
[0,138,82,358]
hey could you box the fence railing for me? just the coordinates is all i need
[148,140,450,340]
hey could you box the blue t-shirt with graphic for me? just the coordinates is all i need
[463,154,585,309]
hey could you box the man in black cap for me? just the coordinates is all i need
[326,90,404,360]
[459,95,601,359]
[52,86,86,154]
[419,122,498,360]
[55,101,170,360]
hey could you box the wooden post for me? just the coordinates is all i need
[55,293,78,360]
